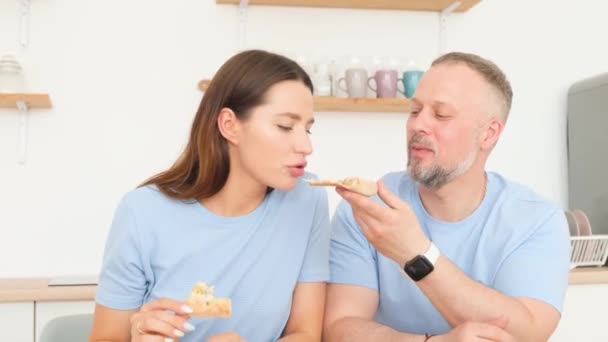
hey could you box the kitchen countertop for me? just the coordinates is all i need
[1,268,607,302]
[0,278,96,302]
[568,266,608,285]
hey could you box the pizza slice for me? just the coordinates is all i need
[184,282,231,318]
[305,177,378,197]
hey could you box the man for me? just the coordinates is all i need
[324,52,570,342]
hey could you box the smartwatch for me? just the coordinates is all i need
[403,242,440,281]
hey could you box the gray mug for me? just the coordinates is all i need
[338,68,368,98]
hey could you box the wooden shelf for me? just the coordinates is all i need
[198,79,409,112]
[314,97,409,112]
[198,79,211,92]
[216,0,481,12]
[0,93,52,109]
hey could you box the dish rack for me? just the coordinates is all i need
[570,235,608,267]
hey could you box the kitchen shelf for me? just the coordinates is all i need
[216,0,481,12]
[314,97,409,112]
[0,93,52,109]
[198,79,409,113]
[0,93,53,165]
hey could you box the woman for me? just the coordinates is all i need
[89,50,329,342]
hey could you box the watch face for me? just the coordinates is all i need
[404,256,434,281]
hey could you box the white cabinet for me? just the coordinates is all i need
[0,301,95,342]
[551,284,608,341]
[0,302,35,342]
[34,300,95,342]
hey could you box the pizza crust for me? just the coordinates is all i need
[305,177,378,196]
[184,282,232,318]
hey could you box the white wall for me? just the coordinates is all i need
[0,0,606,278]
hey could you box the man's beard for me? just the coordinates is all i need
[406,135,477,189]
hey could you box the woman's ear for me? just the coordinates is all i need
[481,118,504,150]
[217,108,240,145]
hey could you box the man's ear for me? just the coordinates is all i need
[481,118,504,150]
[217,108,240,145]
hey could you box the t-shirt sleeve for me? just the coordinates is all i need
[493,207,571,312]
[95,195,148,310]
[329,199,379,291]
[298,187,331,282]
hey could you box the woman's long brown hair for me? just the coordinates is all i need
[140,50,313,200]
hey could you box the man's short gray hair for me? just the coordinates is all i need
[432,52,513,121]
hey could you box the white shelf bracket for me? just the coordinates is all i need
[19,0,31,49]
[438,1,460,55]
[16,100,29,165]
[237,0,249,51]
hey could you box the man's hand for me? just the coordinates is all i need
[336,180,430,266]
[430,318,516,342]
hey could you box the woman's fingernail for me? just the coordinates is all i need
[184,322,196,331]
[174,329,185,337]
[181,305,193,313]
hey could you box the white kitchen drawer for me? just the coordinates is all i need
[0,302,34,342]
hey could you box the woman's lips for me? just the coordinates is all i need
[288,167,305,177]
[287,162,307,177]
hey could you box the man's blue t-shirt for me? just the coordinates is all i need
[330,171,570,335]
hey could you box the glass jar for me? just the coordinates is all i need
[0,54,26,93]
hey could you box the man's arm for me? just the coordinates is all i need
[338,182,569,342]
[323,284,426,342]
[417,255,560,341]
[323,284,516,342]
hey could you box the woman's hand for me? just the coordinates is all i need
[129,298,195,341]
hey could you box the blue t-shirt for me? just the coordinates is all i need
[96,174,330,342]
[329,171,570,335]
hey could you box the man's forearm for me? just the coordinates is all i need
[325,317,425,342]
[418,256,536,340]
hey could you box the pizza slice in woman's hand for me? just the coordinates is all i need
[184,282,231,318]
